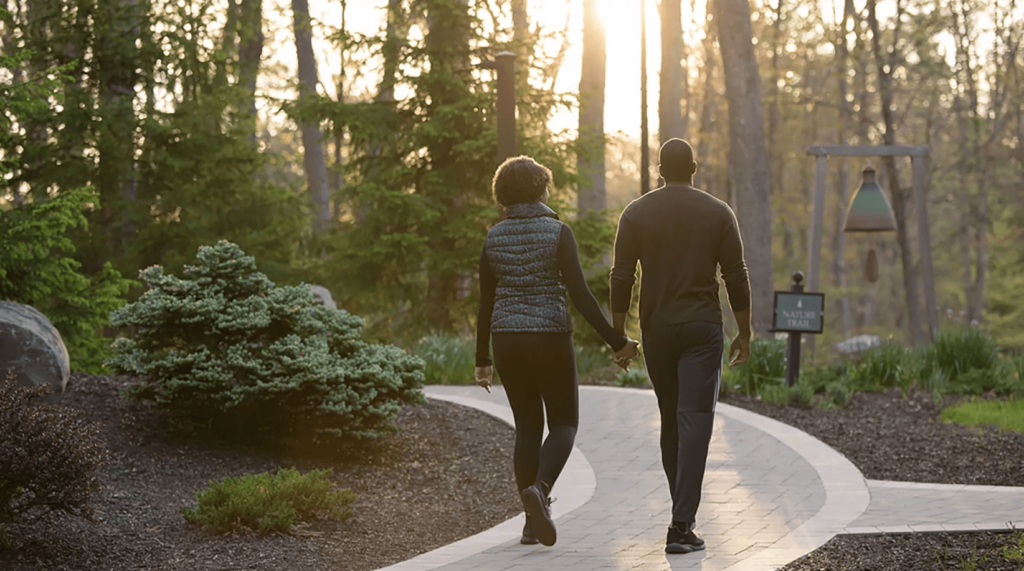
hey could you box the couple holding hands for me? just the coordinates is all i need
[473,139,752,554]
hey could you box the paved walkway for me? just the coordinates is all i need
[377,385,1024,571]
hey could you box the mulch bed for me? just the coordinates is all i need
[0,373,520,571]
[780,531,1024,571]
[720,389,1024,486]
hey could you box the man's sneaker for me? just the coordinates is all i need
[666,522,706,554]
[520,485,556,546]
[520,515,540,545]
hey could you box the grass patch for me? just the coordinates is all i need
[941,399,1024,434]
[414,335,476,384]
[182,468,355,534]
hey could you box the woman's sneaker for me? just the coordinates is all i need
[520,515,540,545]
[666,522,706,554]
[521,485,556,546]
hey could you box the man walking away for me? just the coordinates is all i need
[609,138,752,554]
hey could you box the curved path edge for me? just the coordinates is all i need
[371,388,598,571]
[714,400,872,570]
[583,386,872,571]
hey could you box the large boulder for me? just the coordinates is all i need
[0,301,71,391]
[309,284,338,310]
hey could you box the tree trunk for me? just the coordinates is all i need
[214,0,238,89]
[767,0,784,200]
[238,0,264,138]
[423,0,471,332]
[954,95,976,319]
[378,0,402,105]
[577,0,606,214]
[291,0,331,239]
[866,0,924,344]
[832,0,855,338]
[713,0,775,338]
[640,0,651,194]
[331,0,347,223]
[3,0,24,205]
[973,160,990,323]
[96,0,140,256]
[659,0,685,147]
[694,6,717,195]
[512,0,528,61]
[21,0,49,203]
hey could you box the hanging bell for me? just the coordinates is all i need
[843,166,896,283]
[864,246,879,283]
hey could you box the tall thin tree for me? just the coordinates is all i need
[713,0,775,337]
[578,0,607,213]
[238,0,264,139]
[292,0,331,238]
[659,0,686,149]
[640,0,651,195]
[332,0,347,222]
[866,0,924,343]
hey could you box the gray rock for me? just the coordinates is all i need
[309,284,337,309]
[0,301,71,391]
[835,334,882,356]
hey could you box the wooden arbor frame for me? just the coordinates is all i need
[806,145,938,349]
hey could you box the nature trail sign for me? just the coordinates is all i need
[773,292,825,334]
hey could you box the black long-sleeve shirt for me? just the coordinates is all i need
[476,224,628,367]
[610,184,751,329]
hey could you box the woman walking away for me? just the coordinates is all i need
[474,156,639,547]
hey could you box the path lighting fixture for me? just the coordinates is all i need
[842,165,897,283]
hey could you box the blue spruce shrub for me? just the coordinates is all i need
[106,241,425,439]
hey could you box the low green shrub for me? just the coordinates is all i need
[1011,355,1024,393]
[0,371,109,527]
[800,361,852,394]
[846,343,916,393]
[182,468,355,534]
[615,367,648,387]
[415,335,476,384]
[724,338,787,396]
[823,379,855,408]
[759,380,815,408]
[925,327,1002,383]
[576,344,611,378]
[106,241,425,440]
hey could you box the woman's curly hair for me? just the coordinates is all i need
[491,156,553,207]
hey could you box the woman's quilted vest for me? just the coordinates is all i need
[485,202,573,334]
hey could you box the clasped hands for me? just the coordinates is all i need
[613,338,641,371]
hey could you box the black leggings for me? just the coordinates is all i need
[493,332,579,494]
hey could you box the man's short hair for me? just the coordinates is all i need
[658,138,697,182]
[492,156,553,207]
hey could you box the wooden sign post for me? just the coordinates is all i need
[772,272,826,386]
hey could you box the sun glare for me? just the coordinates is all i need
[595,0,618,31]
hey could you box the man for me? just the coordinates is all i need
[610,138,752,554]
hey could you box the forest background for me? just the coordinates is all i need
[1,0,1022,373]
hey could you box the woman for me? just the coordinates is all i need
[474,156,639,547]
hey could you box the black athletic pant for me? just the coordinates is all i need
[493,332,579,494]
[642,321,724,525]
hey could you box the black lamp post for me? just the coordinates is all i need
[481,51,518,164]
